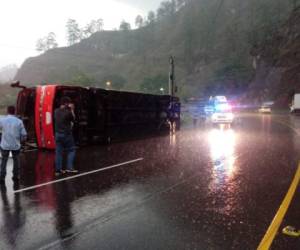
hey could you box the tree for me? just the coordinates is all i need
[140,75,169,94]
[119,20,131,31]
[66,19,81,45]
[292,0,300,8]
[36,38,47,52]
[102,74,127,90]
[71,72,95,86]
[135,15,144,28]
[95,18,104,31]
[175,0,187,9]
[36,32,58,52]
[175,0,192,9]
[82,18,104,38]
[46,32,58,48]
[157,0,176,20]
[147,11,156,24]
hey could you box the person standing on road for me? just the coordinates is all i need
[54,97,78,175]
[0,106,27,184]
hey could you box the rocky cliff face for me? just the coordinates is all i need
[248,7,300,106]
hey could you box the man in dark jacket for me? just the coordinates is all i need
[54,97,78,175]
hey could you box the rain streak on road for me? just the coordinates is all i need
[1,113,300,249]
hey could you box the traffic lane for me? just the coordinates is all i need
[18,129,213,193]
[38,115,300,249]
[46,114,300,250]
[0,114,298,250]
[0,114,290,249]
[0,129,215,250]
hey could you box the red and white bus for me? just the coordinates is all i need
[12,83,180,149]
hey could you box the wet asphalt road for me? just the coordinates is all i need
[1,113,300,250]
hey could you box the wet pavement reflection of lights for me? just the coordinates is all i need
[208,127,237,182]
[206,127,239,217]
[169,132,177,146]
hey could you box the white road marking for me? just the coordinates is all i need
[14,158,143,194]
[22,149,38,153]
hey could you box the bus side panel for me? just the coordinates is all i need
[42,85,56,149]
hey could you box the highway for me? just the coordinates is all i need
[1,113,300,249]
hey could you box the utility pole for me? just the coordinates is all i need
[168,56,177,134]
[169,56,175,97]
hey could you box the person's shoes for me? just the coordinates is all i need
[66,169,78,173]
[55,171,63,176]
[282,226,300,237]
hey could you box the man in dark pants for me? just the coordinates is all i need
[54,97,78,175]
[0,106,27,184]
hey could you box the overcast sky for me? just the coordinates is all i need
[0,0,162,69]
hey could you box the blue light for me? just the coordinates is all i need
[215,103,231,111]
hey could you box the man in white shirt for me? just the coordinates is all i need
[0,106,27,184]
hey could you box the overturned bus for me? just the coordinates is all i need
[13,83,180,149]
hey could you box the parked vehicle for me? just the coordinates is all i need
[290,94,300,114]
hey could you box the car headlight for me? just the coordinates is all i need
[212,113,218,119]
[227,113,234,119]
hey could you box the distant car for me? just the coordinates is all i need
[258,105,271,113]
[258,102,273,113]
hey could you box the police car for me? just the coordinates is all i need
[207,96,234,124]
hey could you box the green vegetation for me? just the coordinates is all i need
[100,74,127,90]
[17,0,300,100]
[140,74,168,94]
[0,84,18,115]
[68,72,95,86]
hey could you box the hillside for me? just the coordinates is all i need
[247,6,300,106]
[15,0,298,100]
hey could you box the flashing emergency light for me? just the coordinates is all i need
[215,103,231,111]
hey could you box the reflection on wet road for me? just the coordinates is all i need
[208,128,236,180]
[0,114,300,249]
